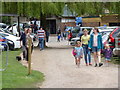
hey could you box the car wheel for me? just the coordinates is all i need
[8,43,14,50]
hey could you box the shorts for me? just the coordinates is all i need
[105,58,111,61]
[92,47,100,52]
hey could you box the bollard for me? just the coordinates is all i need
[28,37,32,75]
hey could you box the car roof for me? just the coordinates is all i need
[80,27,93,28]
[99,29,113,32]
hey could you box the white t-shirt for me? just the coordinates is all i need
[93,34,98,46]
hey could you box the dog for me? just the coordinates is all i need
[16,56,22,61]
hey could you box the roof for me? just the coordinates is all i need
[0,14,19,17]
[62,5,76,17]
[82,16,100,18]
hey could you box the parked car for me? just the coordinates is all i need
[71,26,80,38]
[90,28,113,35]
[7,22,30,36]
[0,28,14,35]
[0,32,20,49]
[70,28,113,46]
[70,37,80,46]
[0,23,7,29]
[71,26,93,38]
[113,32,120,57]
[108,27,120,49]
[0,35,7,50]
[78,27,93,37]
[0,35,14,50]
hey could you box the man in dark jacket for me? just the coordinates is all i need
[20,28,27,60]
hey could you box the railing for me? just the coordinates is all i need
[0,42,9,71]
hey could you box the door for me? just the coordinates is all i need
[48,20,56,34]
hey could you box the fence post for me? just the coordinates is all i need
[28,37,32,75]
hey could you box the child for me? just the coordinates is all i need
[103,44,112,66]
[57,34,61,42]
[72,41,83,68]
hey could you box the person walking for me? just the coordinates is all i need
[68,30,72,41]
[81,29,92,66]
[73,41,84,68]
[57,29,61,42]
[25,28,33,62]
[37,27,46,51]
[45,30,50,42]
[102,44,112,66]
[20,28,28,60]
[88,27,103,67]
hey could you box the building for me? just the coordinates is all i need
[80,14,120,27]
[100,14,120,26]
[46,5,76,34]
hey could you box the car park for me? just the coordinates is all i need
[70,27,114,46]
[0,32,20,49]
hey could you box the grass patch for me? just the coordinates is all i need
[1,50,44,88]
[111,56,120,64]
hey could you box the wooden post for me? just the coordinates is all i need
[28,37,32,75]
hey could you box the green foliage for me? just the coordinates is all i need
[1,16,11,24]
[111,56,120,64]
[1,2,119,17]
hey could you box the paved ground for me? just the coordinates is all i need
[22,36,118,88]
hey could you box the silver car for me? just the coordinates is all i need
[70,37,80,46]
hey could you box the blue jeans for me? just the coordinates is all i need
[39,38,44,50]
[83,44,91,64]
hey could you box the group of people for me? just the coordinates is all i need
[72,27,112,67]
[57,29,72,42]
[20,27,49,62]
[20,28,33,62]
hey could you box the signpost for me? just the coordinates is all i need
[28,37,32,75]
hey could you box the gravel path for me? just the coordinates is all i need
[30,36,118,88]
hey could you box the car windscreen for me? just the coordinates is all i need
[0,33,9,37]
[79,28,92,35]
[112,28,120,38]
[100,31,111,36]
[72,27,80,33]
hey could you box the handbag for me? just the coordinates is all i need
[72,49,77,56]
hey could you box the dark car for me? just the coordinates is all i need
[71,26,93,39]
[108,27,120,49]
[71,26,80,38]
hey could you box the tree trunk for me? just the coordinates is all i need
[40,13,47,30]
[40,13,47,47]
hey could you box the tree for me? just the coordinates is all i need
[1,2,119,24]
